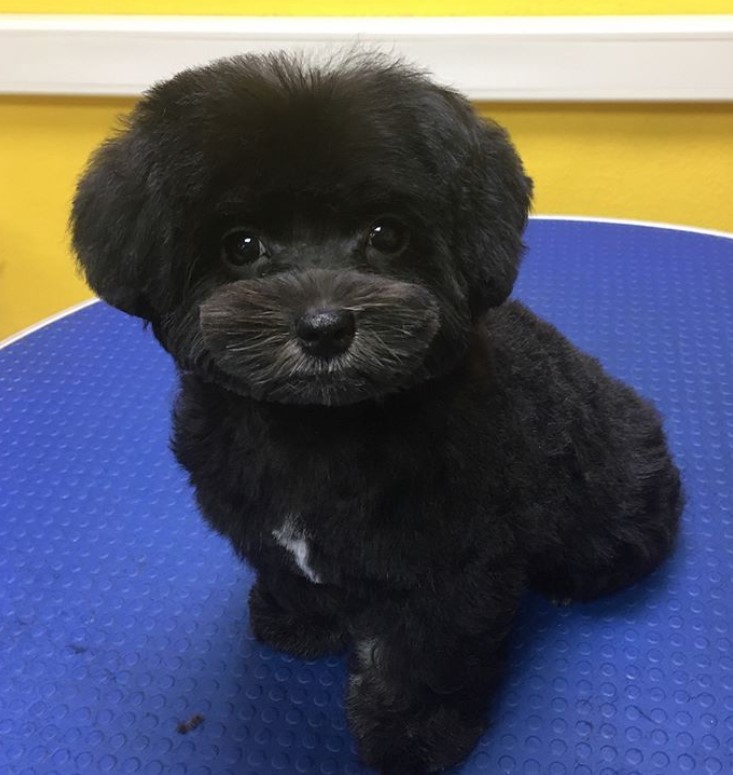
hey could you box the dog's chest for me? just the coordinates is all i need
[272,515,322,583]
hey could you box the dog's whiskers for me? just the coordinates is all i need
[224,333,289,355]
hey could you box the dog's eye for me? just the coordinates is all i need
[222,230,267,267]
[368,218,409,255]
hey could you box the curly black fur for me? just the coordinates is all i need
[71,52,682,774]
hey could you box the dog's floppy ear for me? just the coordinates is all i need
[71,122,167,322]
[437,91,533,312]
[469,118,533,310]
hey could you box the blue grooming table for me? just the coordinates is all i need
[1,218,731,775]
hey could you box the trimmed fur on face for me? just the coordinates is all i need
[199,269,440,405]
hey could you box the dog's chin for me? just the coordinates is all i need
[198,333,439,407]
[210,356,433,407]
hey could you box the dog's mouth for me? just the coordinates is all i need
[197,269,440,406]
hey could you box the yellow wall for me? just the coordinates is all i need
[2,96,731,340]
[2,2,731,15]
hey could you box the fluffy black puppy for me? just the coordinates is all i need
[71,53,682,774]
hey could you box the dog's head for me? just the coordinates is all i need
[72,53,532,406]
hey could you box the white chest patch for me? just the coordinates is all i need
[273,517,322,584]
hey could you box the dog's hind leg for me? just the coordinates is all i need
[529,415,683,605]
[528,494,681,604]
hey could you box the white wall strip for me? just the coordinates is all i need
[1,14,732,101]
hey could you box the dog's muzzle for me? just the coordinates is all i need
[199,269,440,405]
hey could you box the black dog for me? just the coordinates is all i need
[71,53,682,774]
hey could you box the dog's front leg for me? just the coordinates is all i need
[346,565,524,775]
[247,564,356,659]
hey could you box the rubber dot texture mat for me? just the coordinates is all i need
[1,219,732,775]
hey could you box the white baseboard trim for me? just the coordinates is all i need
[1,14,732,100]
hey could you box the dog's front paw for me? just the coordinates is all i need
[346,672,486,775]
[248,581,348,659]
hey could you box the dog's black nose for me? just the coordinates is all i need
[295,308,356,358]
